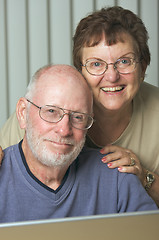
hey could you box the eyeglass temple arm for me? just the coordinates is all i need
[26,99,41,109]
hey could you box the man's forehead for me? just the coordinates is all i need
[33,86,90,115]
[36,74,80,95]
[33,67,92,111]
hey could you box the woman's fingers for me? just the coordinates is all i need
[101,144,145,184]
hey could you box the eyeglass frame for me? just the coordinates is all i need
[81,53,140,76]
[26,99,94,130]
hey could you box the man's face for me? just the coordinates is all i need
[24,70,91,167]
[26,116,85,167]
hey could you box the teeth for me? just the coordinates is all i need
[102,86,123,92]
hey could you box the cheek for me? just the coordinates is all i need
[133,65,143,83]
[125,73,141,99]
[73,129,86,143]
[30,118,48,136]
[124,66,141,86]
[131,71,142,89]
[82,70,101,88]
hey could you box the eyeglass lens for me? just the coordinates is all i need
[39,105,93,130]
[85,56,136,75]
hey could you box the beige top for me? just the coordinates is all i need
[1,82,159,174]
[0,112,24,149]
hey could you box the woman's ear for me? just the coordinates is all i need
[16,98,28,129]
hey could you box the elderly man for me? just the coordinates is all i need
[0,64,157,223]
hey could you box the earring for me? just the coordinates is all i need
[140,76,144,81]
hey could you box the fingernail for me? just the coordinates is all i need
[100,149,104,154]
[107,163,112,167]
[101,157,106,162]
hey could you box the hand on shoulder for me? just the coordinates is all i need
[100,144,145,185]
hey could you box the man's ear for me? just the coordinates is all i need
[16,97,28,129]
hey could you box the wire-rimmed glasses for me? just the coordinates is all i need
[27,99,94,130]
[82,53,139,76]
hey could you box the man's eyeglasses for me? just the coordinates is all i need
[81,53,139,76]
[27,99,94,130]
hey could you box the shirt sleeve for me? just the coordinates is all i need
[118,173,158,212]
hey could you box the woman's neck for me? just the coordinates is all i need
[88,102,133,147]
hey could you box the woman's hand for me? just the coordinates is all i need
[0,146,4,165]
[100,144,145,185]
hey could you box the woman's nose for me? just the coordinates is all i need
[103,64,120,82]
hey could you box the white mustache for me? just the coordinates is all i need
[44,137,76,145]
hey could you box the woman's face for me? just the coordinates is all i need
[81,34,144,113]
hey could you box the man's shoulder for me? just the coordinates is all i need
[3,144,19,163]
[76,147,140,190]
[77,147,118,175]
[0,144,20,181]
[79,146,103,159]
[4,143,19,152]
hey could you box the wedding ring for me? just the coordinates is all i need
[130,157,135,166]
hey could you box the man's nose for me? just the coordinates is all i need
[55,114,73,136]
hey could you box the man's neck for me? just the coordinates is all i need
[28,162,68,190]
[21,139,68,190]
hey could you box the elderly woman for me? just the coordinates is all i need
[73,6,159,206]
[0,6,159,206]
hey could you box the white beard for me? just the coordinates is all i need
[25,118,85,168]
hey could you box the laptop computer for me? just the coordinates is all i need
[0,210,158,240]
